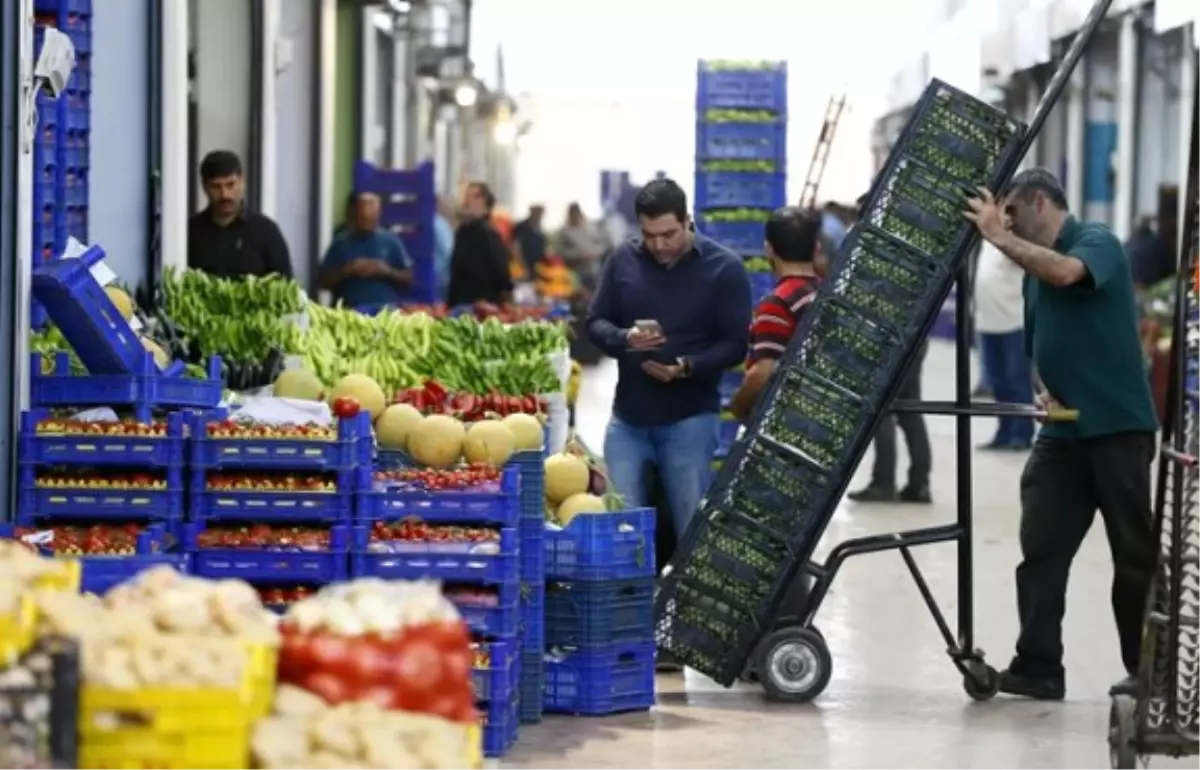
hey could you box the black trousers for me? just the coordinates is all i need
[1012,431,1158,679]
[870,343,932,490]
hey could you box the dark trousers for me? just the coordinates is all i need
[870,343,932,490]
[980,330,1034,446]
[1013,431,1157,678]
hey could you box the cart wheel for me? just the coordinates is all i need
[756,627,831,703]
[1108,695,1137,769]
[742,625,824,684]
[962,664,1000,701]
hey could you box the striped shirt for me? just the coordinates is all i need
[747,275,821,365]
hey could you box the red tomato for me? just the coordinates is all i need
[331,397,361,419]
[278,628,315,683]
[393,637,443,694]
[308,632,355,678]
[451,701,480,724]
[440,646,472,686]
[425,693,463,721]
[301,671,349,705]
[346,638,391,686]
[357,685,401,710]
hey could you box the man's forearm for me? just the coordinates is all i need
[585,318,628,357]
[993,231,1086,287]
[729,361,774,420]
[384,266,412,286]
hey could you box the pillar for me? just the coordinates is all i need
[259,0,280,219]
[1113,12,1139,241]
[1024,77,1042,169]
[1083,35,1117,225]
[317,0,337,253]
[1177,24,1196,246]
[1065,62,1086,214]
[159,0,189,271]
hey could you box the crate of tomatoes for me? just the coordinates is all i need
[350,521,517,585]
[356,465,519,528]
[190,411,373,472]
[185,522,350,584]
[189,467,366,523]
[20,410,187,467]
[19,465,186,521]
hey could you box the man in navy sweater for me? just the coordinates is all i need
[586,179,752,558]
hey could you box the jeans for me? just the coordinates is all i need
[870,343,931,490]
[980,329,1034,446]
[603,412,720,544]
[1012,432,1157,678]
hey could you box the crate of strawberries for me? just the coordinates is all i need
[350,520,517,585]
[3,522,184,595]
[185,522,350,584]
[19,466,186,521]
[189,467,365,523]
[19,411,187,468]
[190,411,372,472]
[357,465,519,527]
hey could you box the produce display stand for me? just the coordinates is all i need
[654,0,1114,702]
[1107,78,1199,769]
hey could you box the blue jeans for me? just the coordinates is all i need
[603,412,720,542]
[980,329,1034,446]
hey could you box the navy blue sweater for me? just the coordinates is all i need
[585,234,752,427]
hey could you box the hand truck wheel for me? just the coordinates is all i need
[740,626,825,684]
[961,664,1000,701]
[755,626,832,703]
[1108,694,1138,769]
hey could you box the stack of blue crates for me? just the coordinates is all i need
[353,160,439,305]
[355,459,522,758]
[693,60,788,462]
[31,0,93,329]
[542,508,658,716]
[184,410,371,606]
[511,450,547,724]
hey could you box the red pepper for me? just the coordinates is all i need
[411,391,428,412]
[423,379,447,407]
[522,395,538,414]
[396,390,413,404]
[507,396,524,415]
[538,398,549,414]
[456,394,477,416]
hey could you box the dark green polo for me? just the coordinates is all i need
[1023,216,1158,439]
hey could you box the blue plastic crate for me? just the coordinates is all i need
[718,369,743,403]
[545,577,655,647]
[350,526,518,585]
[696,62,788,114]
[473,639,517,704]
[749,272,775,302]
[518,652,544,724]
[510,450,546,521]
[31,246,152,375]
[545,508,656,581]
[354,159,436,198]
[519,582,545,724]
[190,467,363,523]
[185,523,350,584]
[452,581,520,639]
[544,641,656,716]
[191,411,372,471]
[695,121,787,162]
[19,464,184,521]
[694,170,787,212]
[694,218,764,256]
[715,419,740,457]
[357,466,519,528]
[19,409,187,468]
[481,695,519,758]
[519,518,545,583]
[31,353,223,424]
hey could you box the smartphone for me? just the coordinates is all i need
[634,319,663,336]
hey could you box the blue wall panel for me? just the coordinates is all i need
[89,0,150,287]
[1083,121,1117,205]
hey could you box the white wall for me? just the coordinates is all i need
[192,0,252,208]
[1133,26,1185,220]
[89,0,150,286]
[274,0,317,290]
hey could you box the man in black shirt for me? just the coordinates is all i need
[187,150,293,279]
[512,204,547,276]
[447,182,513,307]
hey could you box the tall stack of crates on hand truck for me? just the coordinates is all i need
[31,0,92,330]
[356,453,522,757]
[353,161,439,306]
[542,508,658,716]
[14,246,223,594]
[694,60,788,464]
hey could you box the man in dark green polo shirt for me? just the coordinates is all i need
[965,168,1158,701]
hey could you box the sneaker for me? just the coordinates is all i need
[972,385,995,400]
[1108,674,1138,696]
[899,485,932,504]
[847,485,898,503]
[980,440,1032,452]
[998,669,1065,700]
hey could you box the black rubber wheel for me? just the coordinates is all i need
[962,664,1000,701]
[1108,694,1138,769]
[741,626,825,684]
[756,627,832,703]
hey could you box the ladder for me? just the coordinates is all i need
[798,94,846,209]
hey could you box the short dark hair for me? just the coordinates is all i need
[765,207,823,263]
[634,179,688,223]
[468,181,496,212]
[1002,167,1069,210]
[199,150,242,181]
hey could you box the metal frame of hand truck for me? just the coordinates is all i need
[744,0,1117,703]
[1107,57,1199,769]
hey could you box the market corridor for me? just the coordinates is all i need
[503,341,1191,769]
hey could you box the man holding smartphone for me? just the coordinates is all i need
[585,179,752,583]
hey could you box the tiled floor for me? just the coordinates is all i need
[502,342,1195,768]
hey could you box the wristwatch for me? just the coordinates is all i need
[676,357,693,378]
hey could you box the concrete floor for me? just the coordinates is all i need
[504,341,1194,769]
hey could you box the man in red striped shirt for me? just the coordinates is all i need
[729,207,826,419]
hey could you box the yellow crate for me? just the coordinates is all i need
[466,722,483,768]
[79,725,250,769]
[247,644,278,718]
[0,593,36,664]
[36,558,82,592]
